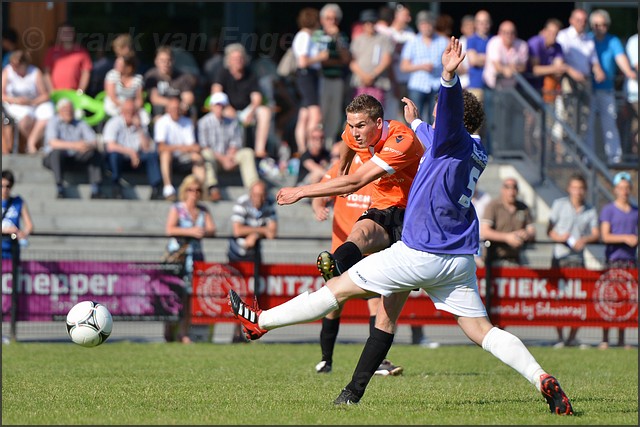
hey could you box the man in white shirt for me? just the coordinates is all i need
[154,95,204,201]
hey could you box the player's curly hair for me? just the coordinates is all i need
[345,94,384,121]
[462,90,484,134]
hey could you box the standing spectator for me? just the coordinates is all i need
[400,10,448,121]
[198,92,259,202]
[435,14,454,39]
[154,96,205,201]
[2,50,54,154]
[480,177,536,266]
[483,21,529,90]
[314,3,350,148]
[144,46,197,121]
[43,23,92,93]
[349,9,393,106]
[296,125,330,186]
[103,54,148,125]
[466,10,492,103]
[42,98,104,199]
[211,43,273,161]
[547,173,599,348]
[227,180,278,262]
[598,171,638,350]
[625,27,638,157]
[556,8,605,144]
[2,170,33,260]
[164,174,217,344]
[2,28,18,69]
[292,8,328,157]
[458,14,476,89]
[103,99,164,200]
[585,9,637,165]
[376,3,415,122]
[526,19,566,101]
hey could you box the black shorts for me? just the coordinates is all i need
[356,206,405,244]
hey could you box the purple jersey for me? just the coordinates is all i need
[599,202,638,263]
[403,76,488,254]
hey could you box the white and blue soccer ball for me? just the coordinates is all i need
[66,301,113,347]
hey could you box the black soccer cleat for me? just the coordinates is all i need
[540,374,574,415]
[334,388,361,405]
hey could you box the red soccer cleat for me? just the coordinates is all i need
[228,290,268,340]
[540,374,574,415]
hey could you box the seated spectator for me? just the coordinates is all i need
[2,50,55,153]
[2,169,34,261]
[227,180,277,262]
[43,22,92,93]
[103,54,149,125]
[144,46,197,121]
[154,95,205,201]
[212,43,273,160]
[198,92,259,202]
[480,177,536,266]
[103,99,164,200]
[164,174,217,344]
[349,9,393,106]
[296,125,330,186]
[42,98,104,199]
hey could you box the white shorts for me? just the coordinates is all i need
[3,101,54,122]
[348,240,488,318]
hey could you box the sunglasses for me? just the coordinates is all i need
[503,184,518,190]
[186,188,202,193]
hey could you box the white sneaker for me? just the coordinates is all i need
[419,338,440,349]
[315,360,332,373]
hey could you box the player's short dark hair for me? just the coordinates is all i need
[462,90,484,134]
[345,94,384,121]
[2,170,15,188]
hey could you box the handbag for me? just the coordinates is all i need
[277,48,297,78]
[162,237,190,264]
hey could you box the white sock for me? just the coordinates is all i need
[258,286,339,330]
[482,327,546,391]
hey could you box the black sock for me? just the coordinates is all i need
[344,327,394,399]
[333,241,363,274]
[320,317,341,364]
[369,315,376,336]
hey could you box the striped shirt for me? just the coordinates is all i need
[196,112,242,154]
[401,33,448,93]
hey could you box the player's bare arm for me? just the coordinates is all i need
[276,160,387,206]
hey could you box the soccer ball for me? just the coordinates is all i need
[66,301,113,347]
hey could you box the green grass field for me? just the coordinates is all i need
[2,341,638,425]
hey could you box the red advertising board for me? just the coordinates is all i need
[191,262,638,328]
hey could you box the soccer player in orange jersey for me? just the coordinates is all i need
[277,94,423,289]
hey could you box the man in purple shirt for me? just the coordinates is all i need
[526,19,566,94]
[228,38,574,416]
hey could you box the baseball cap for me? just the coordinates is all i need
[359,9,378,23]
[209,92,229,106]
[612,171,632,186]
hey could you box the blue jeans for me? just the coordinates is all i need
[107,151,162,187]
[407,89,437,124]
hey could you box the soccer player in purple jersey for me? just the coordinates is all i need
[229,37,574,415]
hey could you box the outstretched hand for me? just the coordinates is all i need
[441,36,465,79]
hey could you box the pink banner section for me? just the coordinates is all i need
[1,260,186,321]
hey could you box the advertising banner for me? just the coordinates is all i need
[1,260,186,321]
